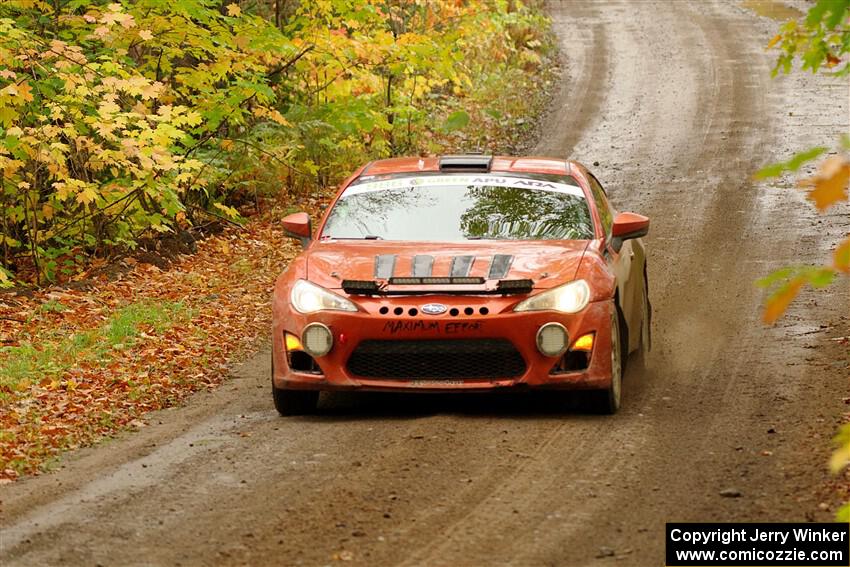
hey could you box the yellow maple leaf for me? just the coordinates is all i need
[183,110,202,127]
[76,185,98,205]
[117,12,136,29]
[138,29,153,41]
[226,3,241,17]
[53,181,71,200]
[269,109,290,126]
[799,156,849,211]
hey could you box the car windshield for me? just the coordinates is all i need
[321,174,594,241]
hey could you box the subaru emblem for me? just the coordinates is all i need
[421,303,447,315]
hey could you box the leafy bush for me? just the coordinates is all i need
[0,0,553,285]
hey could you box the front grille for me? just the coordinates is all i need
[347,339,526,379]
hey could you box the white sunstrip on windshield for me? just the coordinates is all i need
[342,174,585,198]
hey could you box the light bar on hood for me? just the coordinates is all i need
[340,277,533,295]
[496,279,534,294]
[342,280,381,294]
[389,276,484,285]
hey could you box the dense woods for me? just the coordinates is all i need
[0,0,552,285]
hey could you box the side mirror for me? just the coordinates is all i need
[282,212,312,248]
[611,212,649,252]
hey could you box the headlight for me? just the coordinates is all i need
[513,280,591,314]
[290,280,358,314]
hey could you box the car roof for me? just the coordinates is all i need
[360,156,585,178]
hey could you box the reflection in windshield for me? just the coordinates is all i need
[322,184,593,241]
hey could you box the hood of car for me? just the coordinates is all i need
[304,240,590,291]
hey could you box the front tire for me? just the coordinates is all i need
[589,306,624,414]
[273,385,319,416]
[272,355,318,415]
[635,273,652,368]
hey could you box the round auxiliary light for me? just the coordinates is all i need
[302,323,333,357]
[536,323,568,357]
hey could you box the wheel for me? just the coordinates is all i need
[640,268,652,354]
[635,272,651,367]
[271,355,318,415]
[588,306,624,414]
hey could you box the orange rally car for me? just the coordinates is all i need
[271,155,650,415]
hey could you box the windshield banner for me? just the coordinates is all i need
[343,175,585,198]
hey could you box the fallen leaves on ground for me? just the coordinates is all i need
[0,209,300,480]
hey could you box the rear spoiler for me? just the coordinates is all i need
[341,278,533,296]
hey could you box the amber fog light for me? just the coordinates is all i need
[302,323,333,357]
[536,323,568,357]
[285,332,304,352]
[571,333,595,352]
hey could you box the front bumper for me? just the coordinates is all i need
[272,295,614,393]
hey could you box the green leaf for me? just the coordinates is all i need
[442,110,470,133]
[755,146,828,179]
[823,0,850,29]
[756,266,796,288]
[805,267,836,288]
[0,266,13,288]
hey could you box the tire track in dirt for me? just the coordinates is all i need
[395,1,773,564]
[535,1,608,158]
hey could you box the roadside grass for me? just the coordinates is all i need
[0,301,191,400]
[0,216,300,479]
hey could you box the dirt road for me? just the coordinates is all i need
[2,1,848,565]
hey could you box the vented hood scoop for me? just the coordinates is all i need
[438,154,493,172]
[304,240,590,293]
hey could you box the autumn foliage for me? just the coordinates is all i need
[761,0,850,521]
[0,0,551,286]
[0,1,554,479]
